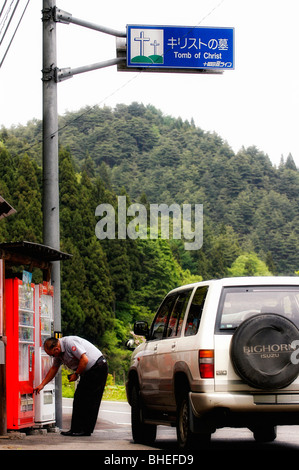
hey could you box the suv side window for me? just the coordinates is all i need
[150,294,176,340]
[166,290,192,338]
[185,286,208,336]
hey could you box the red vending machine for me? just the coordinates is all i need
[5,278,35,430]
[0,260,3,336]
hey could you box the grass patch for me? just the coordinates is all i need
[62,369,127,401]
[102,385,127,401]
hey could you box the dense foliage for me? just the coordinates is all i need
[1,102,299,379]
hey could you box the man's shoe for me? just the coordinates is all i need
[61,430,74,436]
[61,430,91,437]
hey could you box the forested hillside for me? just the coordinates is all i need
[1,102,299,378]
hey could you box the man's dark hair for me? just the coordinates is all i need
[44,337,59,350]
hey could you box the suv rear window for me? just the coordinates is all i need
[217,286,299,331]
[150,290,192,340]
[166,290,192,338]
[185,286,208,336]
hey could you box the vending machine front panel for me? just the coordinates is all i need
[6,278,35,430]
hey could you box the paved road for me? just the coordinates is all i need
[1,399,299,454]
[72,398,131,426]
[64,398,299,452]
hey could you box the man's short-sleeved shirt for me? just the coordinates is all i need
[53,336,102,372]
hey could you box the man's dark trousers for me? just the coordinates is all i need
[71,356,108,434]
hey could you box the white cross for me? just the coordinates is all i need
[150,40,160,55]
[134,31,150,56]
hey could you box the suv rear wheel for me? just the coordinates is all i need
[131,384,157,446]
[176,389,211,450]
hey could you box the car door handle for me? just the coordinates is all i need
[154,344,158,352]
[171,342,176,349]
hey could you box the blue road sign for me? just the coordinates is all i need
[127,25,234,70]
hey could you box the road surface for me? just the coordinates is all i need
[1,399,299,453]
[63,398,299,452]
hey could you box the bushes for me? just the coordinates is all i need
[103,373,127,401]
[61,368,127,401]
[61,367,76,398]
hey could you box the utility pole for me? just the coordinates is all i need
[42,0,62,429]
[41,1,125,432]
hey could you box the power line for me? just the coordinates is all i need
[0,1,9,20]
[0,0,20,45]
[0,0,29,68]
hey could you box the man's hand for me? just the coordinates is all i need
[33,384,44,394]
[68,373,78,382]
[33,365,59,394]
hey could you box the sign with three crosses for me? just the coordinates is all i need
[127,25,234,71]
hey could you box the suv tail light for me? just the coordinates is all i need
[199,350,214,378]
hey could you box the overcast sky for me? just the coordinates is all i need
[0,0,298,168]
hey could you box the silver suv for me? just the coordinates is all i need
[126,277,299,449]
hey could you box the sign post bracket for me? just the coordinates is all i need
[55,58,125,82]
[53,7,126,38]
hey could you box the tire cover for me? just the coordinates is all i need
[230,314,299,390]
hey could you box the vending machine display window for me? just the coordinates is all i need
[6,278,35,430]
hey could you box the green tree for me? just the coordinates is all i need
[228,253,272,277]
[7,153,42,242]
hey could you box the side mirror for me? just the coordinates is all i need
[134,321,149,338]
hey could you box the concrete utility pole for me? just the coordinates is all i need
[42,0,62,429]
